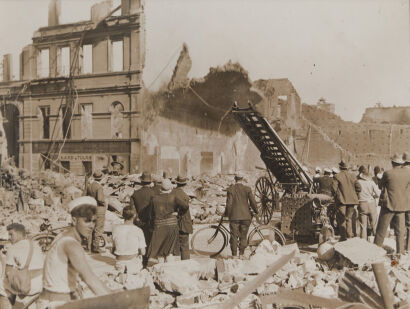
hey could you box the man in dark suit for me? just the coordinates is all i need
[332,161,359,241]
[403,152,410,252]
[86,170,106,253]
[225,172,258,259]
[318,168,333,196]
[374,154,410,254]
[129,172,155,251]
[172,175,192,260]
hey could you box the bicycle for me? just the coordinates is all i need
[32,218,106,252]
[191,216,286,258]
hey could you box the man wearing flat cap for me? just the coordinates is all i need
[225,172,258,259]
[86,170,106,253]
[129,171,155,261]
[318,168,333,196]
[172,175,192,260]
[332,161,359,241]
[110,161,124,176]
[37,197,110,309]
[374,153,410,255]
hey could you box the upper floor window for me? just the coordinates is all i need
[81,44,93,74]
[57,46,70,76]
[39,106,50,139]
[111,40,123,72]
[37,48,49,78]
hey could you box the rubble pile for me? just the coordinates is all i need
[92,237,410,308]
[0,167,86,238]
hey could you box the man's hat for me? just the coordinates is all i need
[391,153,404,165]
[140,171,152,184]
[93,170,103,180]
[234,172,245,180]
[338,161,348,170]
[315,167,321,173]
[324,168,332,174]
[68,196,97,213]
[175,175,188,185]
[161,179,173,192]
[402,152,410,163]
[111,161,124,170]
[332,167,340,174]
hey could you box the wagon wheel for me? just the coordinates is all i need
[254,176,274,224]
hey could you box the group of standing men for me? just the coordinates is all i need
[315,152,410,255]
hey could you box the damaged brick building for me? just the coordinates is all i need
[0,0,145,175]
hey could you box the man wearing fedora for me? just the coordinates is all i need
[86,170,106,253]
[172,175,192,260]
[403,152,410,252]
[332,161,359,241]
[374,153,410,255]
[129,171,155,261]
[225,172,258,259]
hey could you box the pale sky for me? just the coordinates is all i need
[0,0,409,122]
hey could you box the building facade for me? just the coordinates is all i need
[0,0,145,175]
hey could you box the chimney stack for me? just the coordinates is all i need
[48,0,60,27]
[2,54,12,82]
[91,0,113,24]
[121,0,143,15]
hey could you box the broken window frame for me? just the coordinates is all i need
[80,103,93,139]
[57,46,70,77]
[81,44,93,75]
[110,38,123,72]
[37,48,50,78]
[40,106,51,139]
[61,105,72,139]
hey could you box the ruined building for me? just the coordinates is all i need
[0,0,145,175]
[0,0,408,177]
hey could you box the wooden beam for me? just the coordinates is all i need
[56,287,150,309]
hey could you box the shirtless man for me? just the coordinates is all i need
[37,196,111,309]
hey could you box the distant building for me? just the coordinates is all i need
[316,97,335,114]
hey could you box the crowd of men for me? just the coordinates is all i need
[0,152,408,308]
[314,152,410,256]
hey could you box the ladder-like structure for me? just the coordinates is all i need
[232,104,313,193]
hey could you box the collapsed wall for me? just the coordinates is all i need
[361,106,410,125]
[303,104,410,169]
[140,46,265,176]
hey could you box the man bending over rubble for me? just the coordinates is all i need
[225,172,258,259]
[37,196,111,309]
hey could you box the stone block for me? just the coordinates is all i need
[334,237,386,267]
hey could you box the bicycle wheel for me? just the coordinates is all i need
[191,226,227,258]
[32,234,55,253]
[247,225,286,251]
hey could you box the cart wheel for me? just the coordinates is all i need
[255,176,274,224]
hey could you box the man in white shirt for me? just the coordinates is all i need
[112,206,146,275]
[4,223,44,307]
